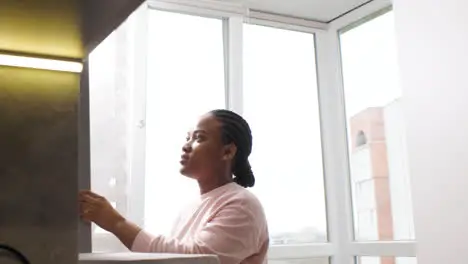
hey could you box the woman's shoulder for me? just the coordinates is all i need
[219,184,269,238]
[218,183,265,212]
[201,182,266,219]
[203,183,269,240]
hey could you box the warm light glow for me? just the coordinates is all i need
[0,54,83,73]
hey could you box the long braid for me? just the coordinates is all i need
[210,109,255,188]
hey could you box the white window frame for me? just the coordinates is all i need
[84,0,417,262]
[324,0,417,261]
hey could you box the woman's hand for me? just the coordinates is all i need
[79,190,125,233]
[79,190,143,250]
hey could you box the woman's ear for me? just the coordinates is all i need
[222,144,237,161]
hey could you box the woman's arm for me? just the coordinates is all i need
[79,190,142,249]
[131,200,266,264]
[109,219,142,249]
[80,190,267,264]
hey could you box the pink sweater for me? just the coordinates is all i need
[131,182,269,264]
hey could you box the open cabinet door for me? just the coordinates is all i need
[78,0,145,254]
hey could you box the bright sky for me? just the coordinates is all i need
[91,9,402,242]
[341,12,401,118]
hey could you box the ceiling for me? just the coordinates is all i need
[245,0,373,22]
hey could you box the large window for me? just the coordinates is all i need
[243,24,327,244]
[86,3,417,264]
[340,9,415,243]
[88,8,226,252]
[144,10,226,236]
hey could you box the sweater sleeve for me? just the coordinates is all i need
[131,201,259,264]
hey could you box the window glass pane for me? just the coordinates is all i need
[340,11,415,241]
[243,24,327,244]
[144,10,225,235]
[358,257,417,264]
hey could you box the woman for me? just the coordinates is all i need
[79,109,269,264]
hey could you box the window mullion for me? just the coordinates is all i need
[224,16,244,114]
[315,29,354,264]
[223,19,230,109]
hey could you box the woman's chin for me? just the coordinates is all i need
[180,169,199,180]
[179,166,190,176]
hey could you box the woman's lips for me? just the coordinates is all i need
[180,154,189,165]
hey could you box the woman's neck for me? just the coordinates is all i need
[198,177,233,195]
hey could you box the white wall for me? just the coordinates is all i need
[392,1,468,264]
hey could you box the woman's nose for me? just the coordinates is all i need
[182,142,192,153]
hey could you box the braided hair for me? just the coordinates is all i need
[210,109,255,188]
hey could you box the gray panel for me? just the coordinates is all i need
[79,60,92,253]
[0,67,80,264]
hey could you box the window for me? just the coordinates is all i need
[144,10,226,236]
[243,24,327,244]
[340,11,415,241]
[89,9,225,252]
[86,3,417,263]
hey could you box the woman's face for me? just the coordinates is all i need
[180,114,235,181]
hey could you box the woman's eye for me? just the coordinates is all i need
[194,135,205,141]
